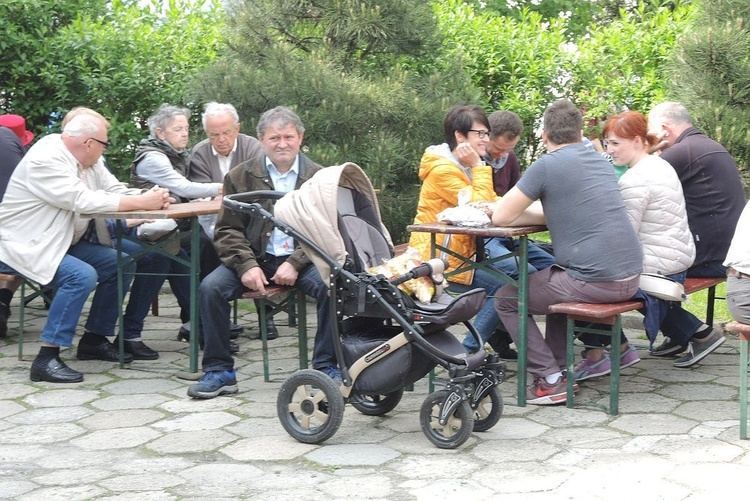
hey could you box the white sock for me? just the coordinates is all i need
[545,371,563,384]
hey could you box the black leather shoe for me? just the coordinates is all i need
[487,329,518,360]
[178,322,243,341]
[264,317,279,340]
[30,357,84,383]
[230,341,239,354]
[77,337,134,363]
[123,340,159,360]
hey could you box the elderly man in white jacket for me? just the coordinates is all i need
[0,112,172,383]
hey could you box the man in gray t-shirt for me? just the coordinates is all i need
[491,99,643,405]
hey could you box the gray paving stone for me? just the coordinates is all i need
[22,389,100,407]
[7,406,92,425]
[306,443,400,466]
[77,409,166,430]
[0,480,37,500]
[70,426,163,450]
[98,473,185,492]
[17,484,106,501]
[221,436,316,461]
[101,378,184,395]
[146,429,237,454]
[91,393,172,411]
[33,467,112,486]
[0,401,26,420]
[150,411,241,432]
[0,423,85,444]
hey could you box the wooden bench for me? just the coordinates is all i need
[549,300,645,415]
[548,275,727,415]
[726,320,750,439]
[683,277,726,326]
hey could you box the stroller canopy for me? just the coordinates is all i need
[275,162,393,281]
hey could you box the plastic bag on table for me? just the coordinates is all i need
[436,205,490,227]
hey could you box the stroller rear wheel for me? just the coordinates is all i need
[471,385,503,432]
[277,369,344,444]
[349,389,404,416]
[419,390,473,449]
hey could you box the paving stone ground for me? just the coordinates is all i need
[0,291,748,500]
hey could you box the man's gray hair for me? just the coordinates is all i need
[147,104,191,137]
[257,106,305,137]
[62,114,101,137]
[649,101,693,126]
[202,102,239,130]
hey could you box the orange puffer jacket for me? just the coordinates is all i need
[408,144,497,285]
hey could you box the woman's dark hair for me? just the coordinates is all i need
[444,105,490,150]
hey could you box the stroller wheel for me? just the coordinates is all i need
[276,369,344,444]
[471,385,503,432]
[349,389,404,416]
[419,390,473,449]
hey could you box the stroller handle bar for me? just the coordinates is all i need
[390,258,448,287]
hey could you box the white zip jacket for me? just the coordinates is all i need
[0,134,139,284]
[618,154,695,275]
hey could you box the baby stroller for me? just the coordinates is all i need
[222,162,505,449]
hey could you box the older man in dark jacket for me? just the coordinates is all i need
[647,102,746,367]
[187,106,339,399]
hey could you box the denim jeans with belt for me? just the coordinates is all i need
[0,240,135,347]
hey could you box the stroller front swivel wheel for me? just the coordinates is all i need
[419,390,473,449]
[471,385,503,432]
[349,389,404,416]
[277,369,344,444]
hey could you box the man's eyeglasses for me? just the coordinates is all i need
[87,137,111,149]
[469,129,491,139]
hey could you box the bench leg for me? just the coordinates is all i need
[18,280,26,361]
[258,298,271,382]
[609,316,622,416]
[741,335,749,439]
[566,317,576,408]
[706,285,716,327]
[295,290,308,370]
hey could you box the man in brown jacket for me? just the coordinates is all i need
[187,106,339,399]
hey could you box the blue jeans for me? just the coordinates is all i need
[0,240,135,347]
[482,237,555,280]
[661,260,726,344]
[199,260,335,372]
[455,266,510,353]
[118,238,191,339]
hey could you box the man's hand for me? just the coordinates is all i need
[241,267,269,295]
[648,130,669,155]
[141,186,174,210]
[271,261,299,287]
